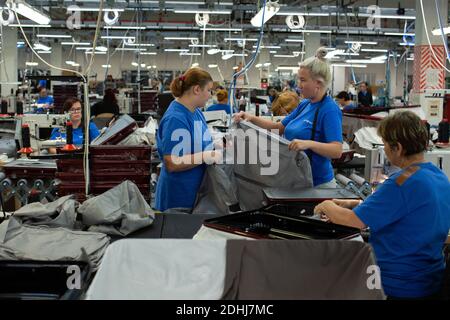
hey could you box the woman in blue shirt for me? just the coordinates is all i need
[155,68,221,211]
[207,89,232,114]
[36,87,54,113]
[234,47,343,188]
[48,98,100,153]
[315,111,450,299]
[336,91,357,112]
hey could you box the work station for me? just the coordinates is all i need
[0,0,449,303]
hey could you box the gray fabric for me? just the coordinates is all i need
[315,178,338,189]
[13,195,79,229]
[78,180,155,236]
[193,121,313,213]
[222,240,385,300]
[192,165,240,214]
[0,217,109,269]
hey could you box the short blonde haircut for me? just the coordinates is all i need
[299,47,331,88]
[271,91,300,116]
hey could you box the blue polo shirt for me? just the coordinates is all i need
[49,122,100,145]
[343,102,357,112]
[155,100,213,211]
[36,96,54,113]
[281,96,342,186]
[207,103,233,114]
[354,162,450,298]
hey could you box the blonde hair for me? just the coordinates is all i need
[216,89,228,103]
[299,47,331,88]
[170,67,213,98]
[271,91,300,116]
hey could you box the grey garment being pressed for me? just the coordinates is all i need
[78,180,155,236]
[0,217,109,269]
[222,240,385,300]
[193,121,313,214]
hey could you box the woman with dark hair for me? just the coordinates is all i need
[91,89,120,117]
[336,91,357,112]
[315,111,450,300]
[48,98,100,154]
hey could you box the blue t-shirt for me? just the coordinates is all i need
[354,162,450,298]
[36,96,54,113]
[207,103,232,115]
[343,102,357,112]
[49,122,100,145]
[281,96,342,186]
[155,100,213,211]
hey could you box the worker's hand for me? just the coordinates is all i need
[288,139,312,152]
[314,200,338,222]
[233,111,253,123]
[332,199,362,209]
[203,150,223,165]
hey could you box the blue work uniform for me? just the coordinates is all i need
[354,162,450,298]
[282,96,343,186]
[49,122,100,145]
[36,96,54,113]
[207,103,232,115]
[343,102,357,112]
[155,100,213,211]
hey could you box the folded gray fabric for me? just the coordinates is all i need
[0,217,109,269]
[78,180,155,236]
[222,240,385,300]
[12,195,79,229]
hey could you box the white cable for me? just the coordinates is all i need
[419,0,450,72]
[84,0,105,76]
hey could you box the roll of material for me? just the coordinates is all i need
[349,173,367,186]
[335,174,354,186]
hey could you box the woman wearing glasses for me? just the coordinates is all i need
[48,98,100,154]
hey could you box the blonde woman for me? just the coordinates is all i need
[234,47,343,188]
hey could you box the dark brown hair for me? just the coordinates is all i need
[103,88,117,105]
[63,97,82,112]
[170,67,213,98]
[377,111,429,156]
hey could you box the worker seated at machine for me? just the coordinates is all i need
[357,82,373,107]
[206,89,233,115]
[91,88,120,117]
[35,87,54,114]
[48,98,100,154]
[336,91,357,112]
[315,111,450,300]
[271,90,300,116]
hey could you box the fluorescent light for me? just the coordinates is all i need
[269,50,277,54]
[68,8,125,12]
[407,58,414,61]
[332,64,367,68]
[361,48,389,53]
[192,63,199,67]
[373,14,415,20]
[274,54,299,58]
[325,47,336,50]
[102,64,112,68]
[251,1,280,27]
[101,36,135,40]
[36,51,51,54]
[7,0,51,25]
[131,62,139,67]
[345,41,378,45]
[255,64,262,68]
[222,53,234,60]
[291,29,332,34]
[124,43,155,47]
[232,66,239,70]
[65,60,75,65]
[277,12,329,17]
[399,42,415,46]
[164,37,198,41]
[96,46,108,52]
[189,44,217,48]
[85,51,107,55]
[164,48,189,52]
[25,62,38,66]
[71,63,80,67]
[104,26,145,30]
[180,52,201,56]
[275,66,299,71]
[432,27,450,36]
[202,28,243,32]
[385,32,415,36]
[116,48,147,51]
[37,34,71,38]
[335,52,360,56]
[61,41,91,46]
[140,63,146,68]
[264,62,271,66]
[224,38,258,42]
[285,39,305,43]
[17,41,25,45]
[140,52,157,55]
[33,43,51,51]
[207,48,221,55]
[345,59,385,64]
[208,64,218,68]
[252,45,281,49]
[174,9,231,14]
[9,24,51,28]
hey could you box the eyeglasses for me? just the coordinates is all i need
[69,108,82,114]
